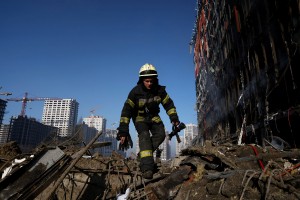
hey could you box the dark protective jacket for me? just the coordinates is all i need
[118,83,179,133]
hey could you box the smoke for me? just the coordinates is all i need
[197,60,269,130]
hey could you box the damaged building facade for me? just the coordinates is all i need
[191,0,300,148]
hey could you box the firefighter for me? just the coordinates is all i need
[116,63,181,179]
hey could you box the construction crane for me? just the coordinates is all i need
[0,92,12,96]
[0,86,12,96]
[5,92,62,117]
[89,106,100,128]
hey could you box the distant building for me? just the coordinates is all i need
[75,122,97,144]
[8,116,58,153]
[82,116,114,156]
[183,124,198,148]
[157,131,170,161]
[0,124,10,144]
[75,123,98,154]
[101,129,118,157]
[174,124,198,156]
[83,116,106,133]
[165,131,171,159]
[0,99,7,125]
[176,136,184,157]
[42,99,79,137]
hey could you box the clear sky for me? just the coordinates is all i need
[0,0,198,155]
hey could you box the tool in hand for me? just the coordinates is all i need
[168,122,186,143]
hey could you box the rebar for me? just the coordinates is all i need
[240,171,260,200]
[265,169,284,200]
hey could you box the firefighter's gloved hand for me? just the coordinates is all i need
[117,131,133,151]
[116,131,128,140]
[172,120,180,132]
[119,135,133,151]
[172,121,186,133]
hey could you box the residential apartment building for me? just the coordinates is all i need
[75,123,98,154]
[82,116,116,156]
[76,123,98,145]
[175,136,184,157]
[174,124,198,156]
[83,116,106,133]
[183,124,198,148]
[42,99,79,137]
[158,132,171,161]
[100,129,118,157]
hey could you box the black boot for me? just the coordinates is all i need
[142,170,153,179]
[155,149,162,167]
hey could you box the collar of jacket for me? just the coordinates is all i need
[137,83,158,93]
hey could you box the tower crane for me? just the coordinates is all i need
[0,92,12,96]
[0,86,12,96]
[5,92,62,117]
[89,106,100,128]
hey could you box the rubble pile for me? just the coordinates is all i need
[0,139,300,199]
[171,141,300,200]
[0,141,22,161]
[46,141,300,200]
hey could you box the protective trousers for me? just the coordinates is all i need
[136,122,165,172]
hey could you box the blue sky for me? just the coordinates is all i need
[0,0,198,154]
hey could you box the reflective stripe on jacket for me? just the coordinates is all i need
[118,83,179,131]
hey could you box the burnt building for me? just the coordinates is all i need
[191,0,300,147]
[8,116,59,153]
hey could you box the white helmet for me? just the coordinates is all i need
[139,63,158,77]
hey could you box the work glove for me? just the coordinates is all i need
[172,120,180,132]
[172,121,186,133]
[116,130,133,151]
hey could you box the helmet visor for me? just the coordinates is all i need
[139,70,157,77]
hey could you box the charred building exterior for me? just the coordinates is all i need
[191,0,300,147]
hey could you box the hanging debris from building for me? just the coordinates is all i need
[190,0,300,147]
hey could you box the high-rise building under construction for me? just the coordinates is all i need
[42,99,79,137]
